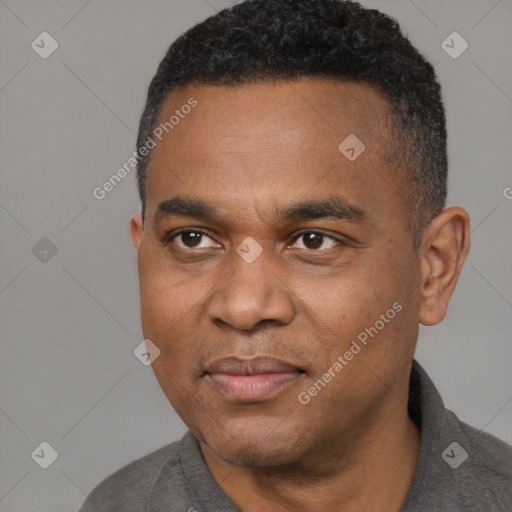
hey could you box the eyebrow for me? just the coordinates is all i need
[153,195,366,226]
[154,197,222,225]
[281,197,366,223]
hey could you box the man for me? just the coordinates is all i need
[79,0,512,510]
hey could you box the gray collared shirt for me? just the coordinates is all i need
[79,360,512,511]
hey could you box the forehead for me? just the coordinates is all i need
[144,80,408,227]
[160,79,390,142]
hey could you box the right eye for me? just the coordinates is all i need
[166,229,221,250]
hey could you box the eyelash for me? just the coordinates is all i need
[161,228,347,250]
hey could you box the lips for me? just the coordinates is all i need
[204,356,304,402]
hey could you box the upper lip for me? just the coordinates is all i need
[205,356,303,375]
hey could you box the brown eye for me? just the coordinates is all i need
[302,233,323,249]
[180,231,204,248]
[291,232,338,251]
[171,230,220,250]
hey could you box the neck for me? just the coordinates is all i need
[201,381,421,512]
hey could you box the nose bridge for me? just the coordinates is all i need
[230,254,271,302]
[208,249,294,330]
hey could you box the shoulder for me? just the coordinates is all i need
[453,413,512,506]
[406,361,512,511]
[78,441,180,512]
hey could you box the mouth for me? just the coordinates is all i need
[204,356,305,402]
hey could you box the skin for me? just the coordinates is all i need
[130,80,470,512]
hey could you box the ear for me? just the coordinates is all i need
[130,213,144,251]
[418,207,470,326]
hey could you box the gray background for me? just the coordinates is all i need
[0,0,511,510]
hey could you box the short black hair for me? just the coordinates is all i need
[136,0,447,244]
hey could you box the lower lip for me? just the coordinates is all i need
[206,372,303,402]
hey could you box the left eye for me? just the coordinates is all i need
[290,232,338,250]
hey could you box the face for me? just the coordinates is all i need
[131,80,424,467]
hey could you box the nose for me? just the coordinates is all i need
[207,250,295,331]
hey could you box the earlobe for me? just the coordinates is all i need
[130,213,144,250]
[418,207,470,326]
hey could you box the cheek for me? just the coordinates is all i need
[290,261,387,344]
[150,358,204,435]
[290,252,416,373]
[137,255,205,388]
[138,250,198,333]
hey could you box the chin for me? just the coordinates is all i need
[198,418,306,468]
[209,440,300,468]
